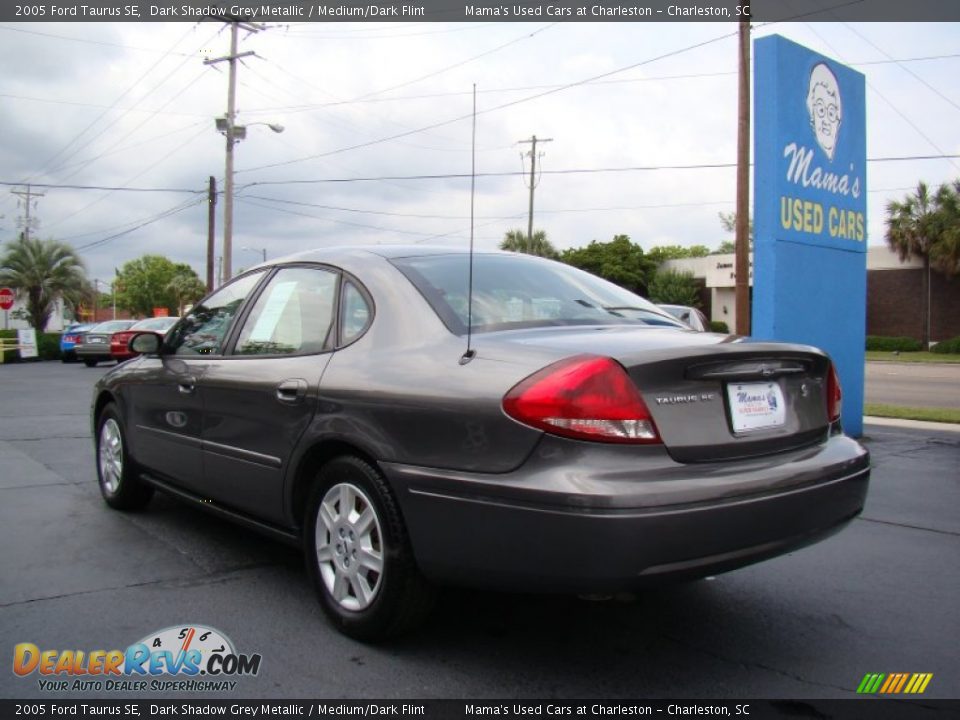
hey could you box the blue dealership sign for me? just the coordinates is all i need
[753,35,867,437]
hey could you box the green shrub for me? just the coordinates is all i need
[931,336,960,354]
[0,329,62,362]
[709,320,730,333]
[865,336,922,352]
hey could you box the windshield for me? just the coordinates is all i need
[91,320,135,333]
[392,253,685,334]
[132,317,178,332]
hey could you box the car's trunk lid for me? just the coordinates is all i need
[490,326,833,463]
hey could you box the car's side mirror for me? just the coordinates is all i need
[129,332,161,356]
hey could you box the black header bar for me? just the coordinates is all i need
[4,0,960,23]
[2,699,960,720]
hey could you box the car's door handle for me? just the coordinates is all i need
[178,377,197,394]
[276,379,308,404]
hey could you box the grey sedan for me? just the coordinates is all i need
[92,247,869,641]
[75,319,137,367]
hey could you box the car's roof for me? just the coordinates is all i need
[91,319,136,330]
[261,245,514,267]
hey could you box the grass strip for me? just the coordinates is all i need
[866,351,960,363]
[864,403,960,424]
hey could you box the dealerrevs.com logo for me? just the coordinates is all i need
[13,625,261,693]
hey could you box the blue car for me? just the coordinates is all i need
[60,323,96,363]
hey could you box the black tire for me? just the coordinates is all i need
[83,358,98,367]
[95,403,153,511]
[305,455,434,641]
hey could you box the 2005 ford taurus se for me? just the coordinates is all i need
[92,246,869,640]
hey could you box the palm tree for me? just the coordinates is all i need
[0,236,88,331]
[885,182,940,346]
[499,229,559,259]
[931,180,960,279]
[166,270,207,316]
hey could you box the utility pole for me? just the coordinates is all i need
[735,17,752,336]
[206,176,217,292]
[11,185,45,241]
[519,135,552,243]
[205,19,260,283]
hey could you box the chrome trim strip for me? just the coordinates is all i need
[203,439,283,468]
[136,424,202,448]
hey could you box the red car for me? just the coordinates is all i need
[110,317,180,362]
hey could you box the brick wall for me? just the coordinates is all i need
[867,268,960,342]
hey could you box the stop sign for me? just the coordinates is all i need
[0,287,14,311]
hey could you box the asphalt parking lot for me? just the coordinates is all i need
[1,361,958,701]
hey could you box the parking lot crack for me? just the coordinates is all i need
[116,516,214,573]
[857,516,960,537]
[662,633,854,695]
[0,562,285,609]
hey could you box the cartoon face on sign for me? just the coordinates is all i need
[806,62,842,161]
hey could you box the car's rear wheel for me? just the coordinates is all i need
[96,403,153,511]
[305,455,434,641]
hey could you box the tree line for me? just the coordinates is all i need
[0,235,206,332]
[2,178,956,333]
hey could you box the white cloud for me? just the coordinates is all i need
[1,20,958,284]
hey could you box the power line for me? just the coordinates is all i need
[2,152,954,198]
[22,25,205,185]
[237,194,517,220]
[351,23,558,103]
[804,23,960,175]
[238,28,741,175]
[279,22,501,40]
[236,197,457,238]
[0,92,210,118]
[247,52,515,153]
[0,181,204,193]
[44,116,211,231]
[74,198,204,251]
[241,54,960,116]
[0,24,204,57]
[841,24,960,114]
[238,153,960,188]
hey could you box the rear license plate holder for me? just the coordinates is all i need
[727,381,786,433]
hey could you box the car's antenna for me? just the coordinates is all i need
[460,84,477,366]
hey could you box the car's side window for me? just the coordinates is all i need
[340,280,372,346]
[233,267,338,356]
[167,271,265,356]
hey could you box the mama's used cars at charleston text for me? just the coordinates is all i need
[92,247,870,640]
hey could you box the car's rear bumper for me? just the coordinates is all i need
[76,345,111,359]
[382,433,870,592]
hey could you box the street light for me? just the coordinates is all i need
[94,278,116,321]
[216,117,283,283]
[241,246,267,263]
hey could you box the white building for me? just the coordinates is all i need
[662,246,923,327]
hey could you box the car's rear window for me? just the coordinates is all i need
[91,321,135,333]
[391,253,684,334]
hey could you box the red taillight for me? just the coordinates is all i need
[503,355,661,444]
[827,363,842,423]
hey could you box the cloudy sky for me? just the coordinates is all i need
[1,19,957,284]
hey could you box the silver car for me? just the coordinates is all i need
[75,319,137,367]
[92,247,869,640]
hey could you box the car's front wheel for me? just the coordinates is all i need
[96,403,153,511]
[305,456,434,641]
